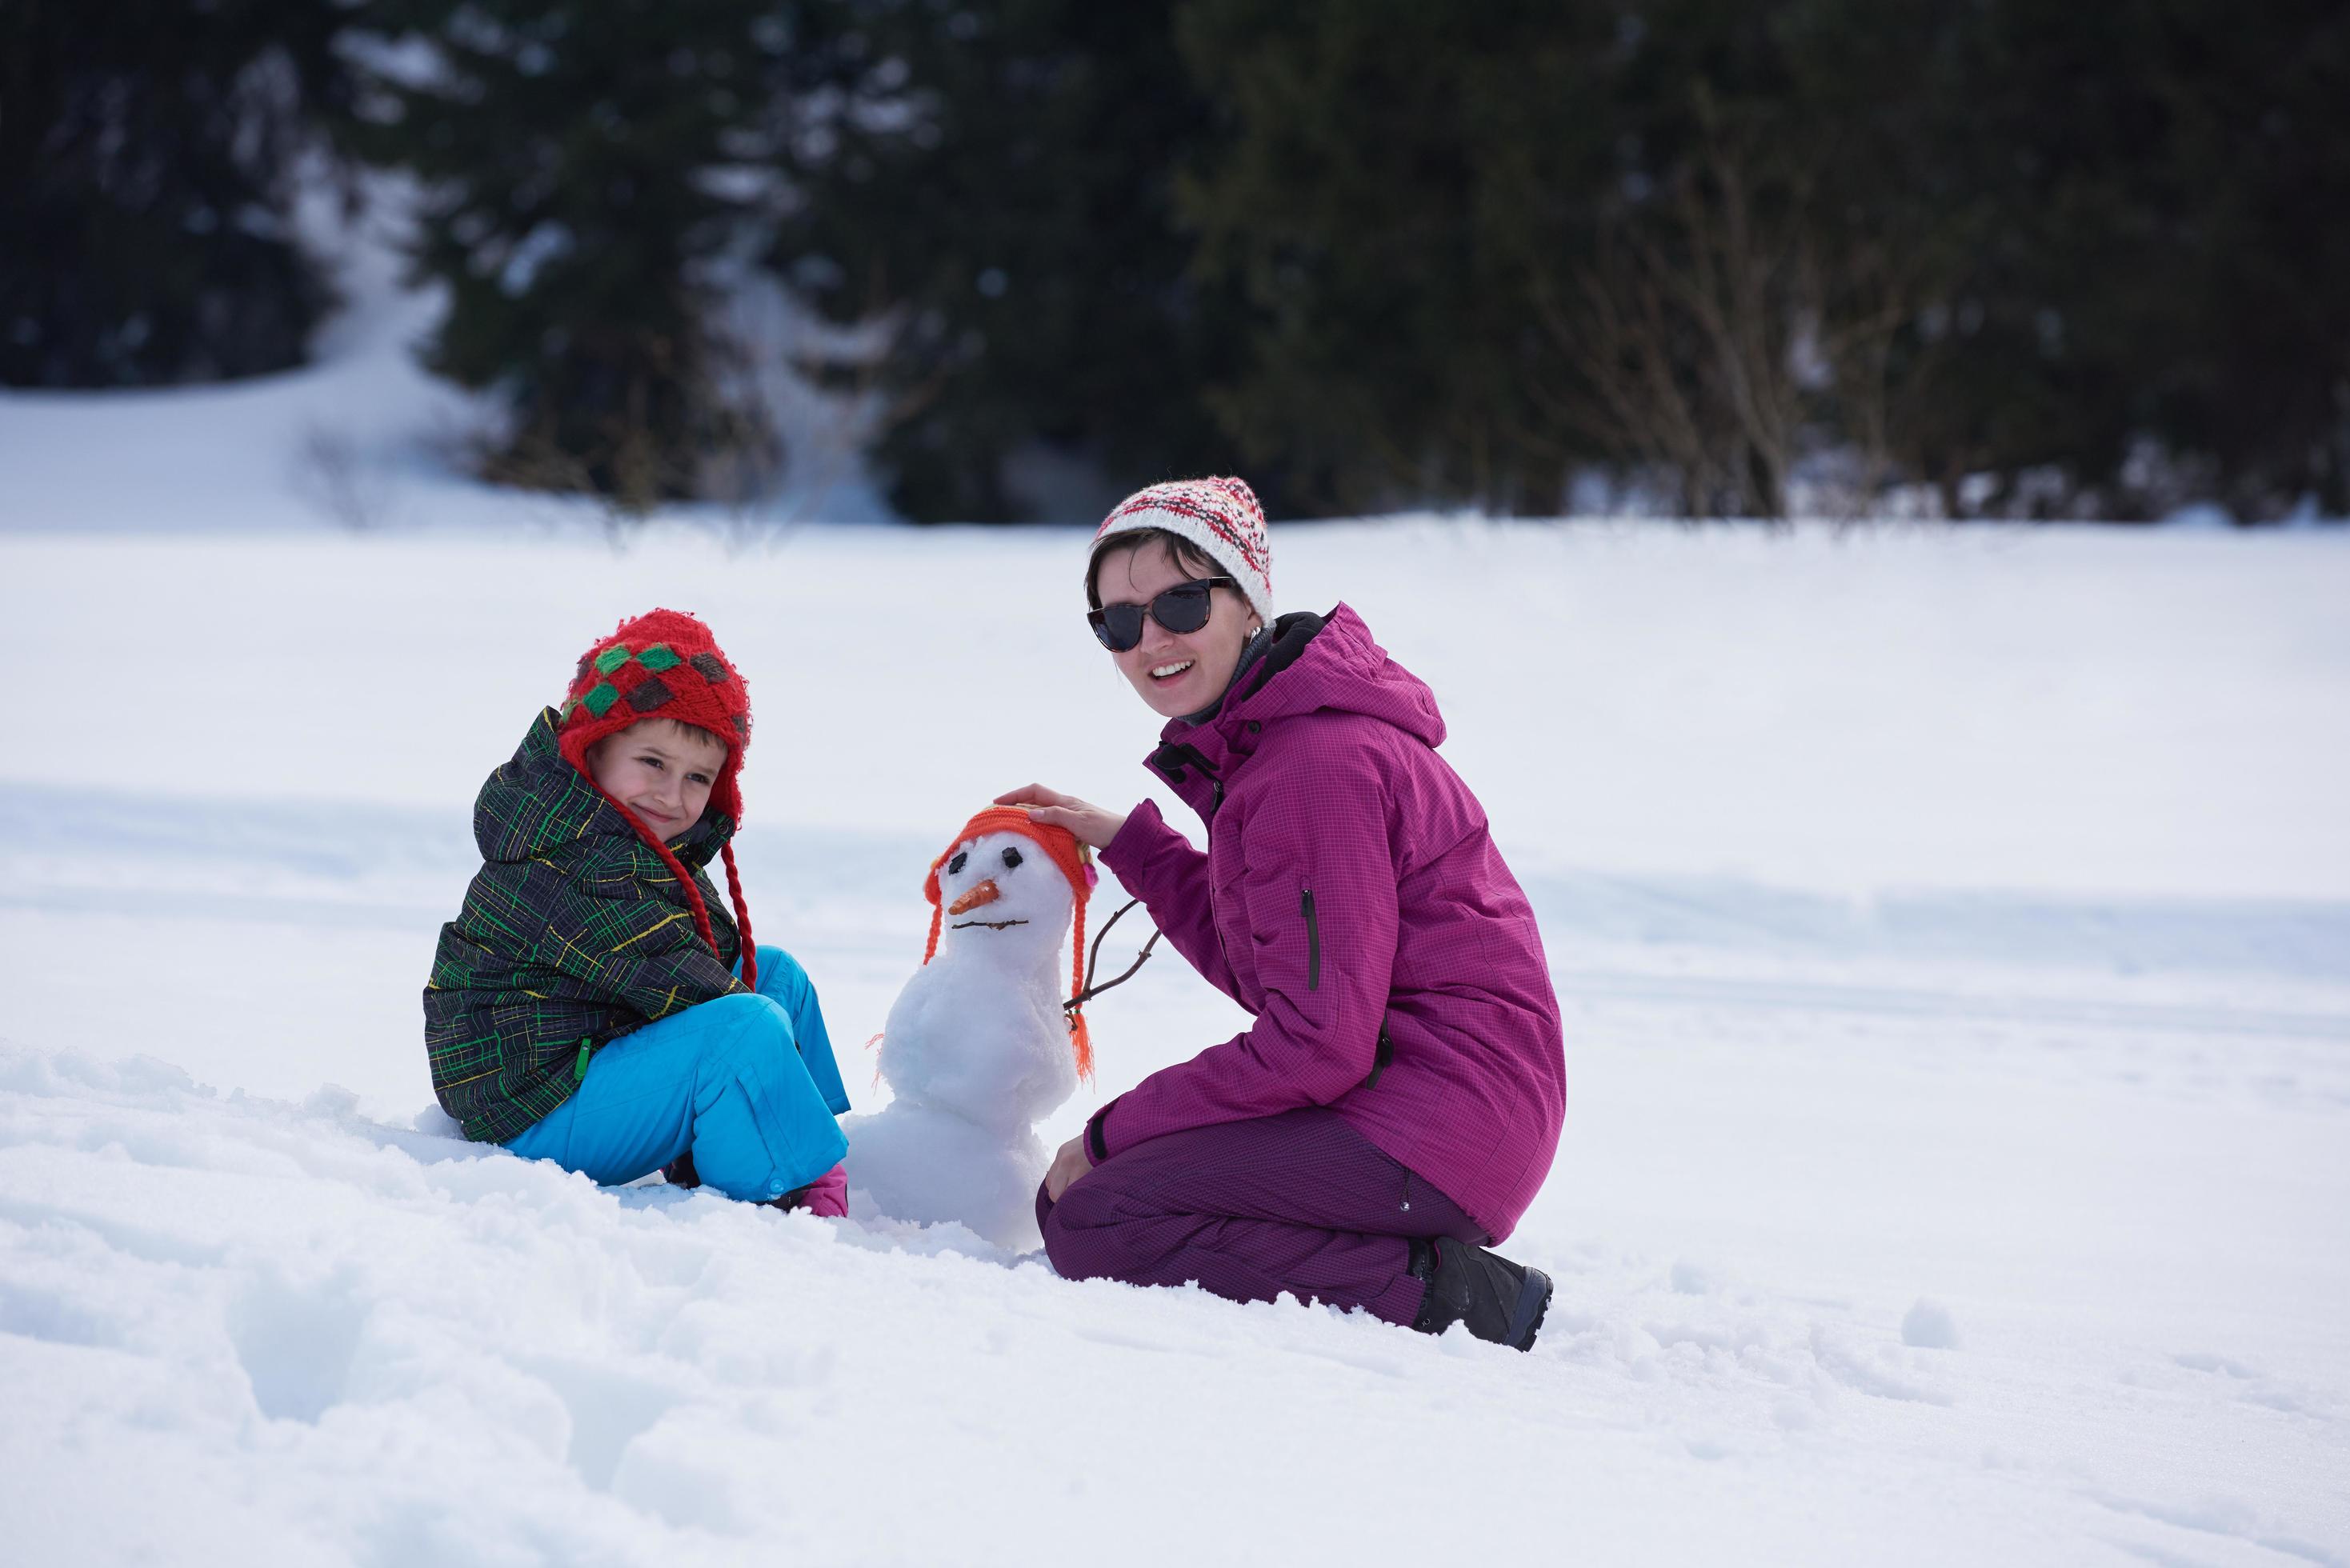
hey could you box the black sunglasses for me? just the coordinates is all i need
[1087,576,1239,651]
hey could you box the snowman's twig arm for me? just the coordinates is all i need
[1086,898,1139,978]
[1064,899,1163,1010]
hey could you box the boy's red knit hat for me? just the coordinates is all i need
[920,806,1098,1078]
[556,608,760,990]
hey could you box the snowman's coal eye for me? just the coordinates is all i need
[1002,846,1023,870]
[947,851,967,874]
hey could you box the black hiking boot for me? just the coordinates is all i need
[1408,1237,1552,1351]
[766,1183,814,1212]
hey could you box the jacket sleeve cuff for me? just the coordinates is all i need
[1084,1099,1119,1166]
[1099,800,1177,883]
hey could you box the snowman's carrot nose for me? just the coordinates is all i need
[947,880,1001,915]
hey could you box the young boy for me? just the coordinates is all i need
[424,608,849,1210]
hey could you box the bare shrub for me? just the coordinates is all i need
[1532,106,1937,522]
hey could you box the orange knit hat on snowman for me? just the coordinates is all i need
[920,806,1099,1078]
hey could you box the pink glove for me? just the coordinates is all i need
[802,1162,848,1218]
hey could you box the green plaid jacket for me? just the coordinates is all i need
[425,709,744,1143]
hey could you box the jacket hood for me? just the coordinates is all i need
[1145,603,1445,804]
[474,709,735,866]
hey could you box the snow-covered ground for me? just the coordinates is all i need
[4,218,2349,1564]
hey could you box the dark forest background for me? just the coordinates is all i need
[6,0,2346,522]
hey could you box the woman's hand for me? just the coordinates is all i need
[995,784,1127,851]
[1042,1134,1092,1202]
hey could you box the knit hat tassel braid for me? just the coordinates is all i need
[719,842,756,990]
[557,608,760,992]
[1067,898,1091,1078]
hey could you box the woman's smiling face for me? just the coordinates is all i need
[1095,537,1263,720]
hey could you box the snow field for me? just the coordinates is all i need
[6,368,2350,1558]
[7,1035,2339,1567]
[3,520,2345,903]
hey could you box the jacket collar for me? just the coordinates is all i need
[1144,608,1330,816]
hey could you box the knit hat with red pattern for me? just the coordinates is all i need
[1090,476,1274,626]
[556,608,759,990]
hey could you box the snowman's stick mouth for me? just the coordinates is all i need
[951,918,1031,930]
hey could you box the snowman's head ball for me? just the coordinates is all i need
[935,830,1074,942]
[921,807,1099,1077]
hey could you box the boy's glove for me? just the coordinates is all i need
[803,1162,848,1218]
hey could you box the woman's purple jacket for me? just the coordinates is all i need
[1091,603,1566,1242]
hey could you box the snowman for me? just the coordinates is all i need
[846,807,1096,1249]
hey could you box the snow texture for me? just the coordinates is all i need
[1902,1298,1962,1351]
[3,188,2349,1565]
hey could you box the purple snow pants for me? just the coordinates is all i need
[1035,1107,1487,1326]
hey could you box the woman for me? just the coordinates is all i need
[1001,477,1565,1350]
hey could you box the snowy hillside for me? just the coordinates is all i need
[4,236,2349,1564]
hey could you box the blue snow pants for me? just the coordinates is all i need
[503,944,851,1202]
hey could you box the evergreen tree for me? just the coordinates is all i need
[345,0,795,509]
[1908,0,2350,518]
[1175,0,1623,514]
[776,0,1251,522]
[1,0,352,388]
[1179,0,2350,519]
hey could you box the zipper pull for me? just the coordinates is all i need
[574,1039,593,1082]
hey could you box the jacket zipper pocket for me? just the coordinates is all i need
[1300,888,1320,991]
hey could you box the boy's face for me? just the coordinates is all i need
[586,721,730,843]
